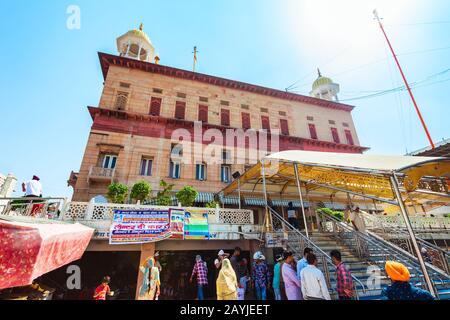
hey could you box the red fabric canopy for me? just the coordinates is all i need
[0,219,94,290]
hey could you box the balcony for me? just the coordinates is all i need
[87,166,116,183]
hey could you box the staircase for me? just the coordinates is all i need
[299,232,387,299]
[268,207,450,300]
[360,211,450,275]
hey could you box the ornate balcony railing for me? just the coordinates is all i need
[87,166,115,182]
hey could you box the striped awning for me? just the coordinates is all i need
[244,197,267,207]
[219,194,241,205]
[195,192,215,203]
[271,199,309,208]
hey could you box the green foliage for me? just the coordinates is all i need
[176,186,199,207]
[107,183,129,204]
[206,200,220,209]
[317,207,344,221]
[156,180,174,206]
[130,180,152,202]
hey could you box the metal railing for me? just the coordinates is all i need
[88,166,115,179]
[316,210,450,299]
[267,206,367,300]
[363,212,450,231]
[361,212,450,274]
[0,197,68,219]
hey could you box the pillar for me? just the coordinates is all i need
[135,242,156,300]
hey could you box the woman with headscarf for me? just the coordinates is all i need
[138,257,161,300]
[382,261,434,300]
[216,258,238,300]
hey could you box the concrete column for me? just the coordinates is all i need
[135,242,156,300]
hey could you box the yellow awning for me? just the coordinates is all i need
[222,150,450,205]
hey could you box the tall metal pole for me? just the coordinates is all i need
[261,160,271,231]
[390,174,436,297]
[373,10,435,149]
[237,178,242,210]
[294,163,309,238]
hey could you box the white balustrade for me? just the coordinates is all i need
[60,202,256,240]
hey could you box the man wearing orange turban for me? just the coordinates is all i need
[382,261,434,300]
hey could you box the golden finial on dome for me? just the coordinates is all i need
[139,23,144,31]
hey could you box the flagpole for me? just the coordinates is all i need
[193,46,198,72]
[373,9,435,149]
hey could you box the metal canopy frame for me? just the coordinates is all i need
[224,152,450,298]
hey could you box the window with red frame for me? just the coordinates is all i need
[242,112,251,129]
[221,109,230,126]
[331,127,340,144]
[149,97,162,116]
[309,124,318,140]
[280,119,289,135]
[198,105,208,122]
[175,101,186,120]
[345,130,355,145]
[261,116,270,131]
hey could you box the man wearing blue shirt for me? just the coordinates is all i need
[382,261,434,300]
[297,247,313,279]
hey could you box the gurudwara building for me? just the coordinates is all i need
[68,24,367,203]
[59,25,369,300]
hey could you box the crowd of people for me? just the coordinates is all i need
[97,246,436,301]
[191,248,433,300]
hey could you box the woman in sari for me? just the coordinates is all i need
[216,258,238,300]
[138,257,160,300]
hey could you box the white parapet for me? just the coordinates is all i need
[60,202,260,240]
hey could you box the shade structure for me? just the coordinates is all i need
[222,150,450,205]
[220,150,450,298]
[0,217,94,290]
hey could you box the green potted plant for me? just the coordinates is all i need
[155,180,174,206]
[106,183,129,204]
[176,186,198,207]
[130,180,152,203]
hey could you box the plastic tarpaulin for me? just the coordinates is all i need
[0,218,94,290]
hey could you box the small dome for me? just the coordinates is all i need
[310,69,340,102]
[116,23,155,63]
[125,28,152,45]
[312,75,333,91]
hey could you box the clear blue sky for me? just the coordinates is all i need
[0,0,449,198]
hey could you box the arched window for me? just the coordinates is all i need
[175,101,186,119]
[261,116,270,132]
[280,119,289,135]
[331,127,340,144]
[198,105,208,123]
[149,97,162,116]
[114,92,129,111]
[129,43,140,58]
[221,109,230,126]
[242,112,251,129]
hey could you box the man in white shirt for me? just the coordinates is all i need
[22,175,43,197]
[300,253,331,300]
[349,207,367,234]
